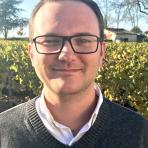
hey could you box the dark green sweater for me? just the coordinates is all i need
[0,97,147,148]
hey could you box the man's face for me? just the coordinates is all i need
[28,1,105,97]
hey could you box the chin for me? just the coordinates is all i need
[51,84,85,96]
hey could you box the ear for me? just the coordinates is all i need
[100,42,105,57]
[98,42,106,68]
[28,43,34,67]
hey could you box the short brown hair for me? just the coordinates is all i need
[29,0,104,42]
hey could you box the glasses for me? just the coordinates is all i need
[32,34,102,54]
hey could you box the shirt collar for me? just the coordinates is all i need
[84,84,103,128]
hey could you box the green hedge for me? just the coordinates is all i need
[96,42,148,118]
[0,40,148,118]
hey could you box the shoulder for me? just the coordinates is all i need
[0,98,41,147]
[94,98,148,147]
[102,98,148,133]
[0,98,36,127]
[0,101,27,141]
[103,98,147,120]
[0,98,38,140]
[101,98,148,131]
[101,98,148,147]
[0,101,26,126]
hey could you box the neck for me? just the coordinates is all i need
[43,85,98,135]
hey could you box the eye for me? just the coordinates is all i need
[36,37,62,47]
[76,38,91,44]
[74,36,97,46]
[42,38,61,45]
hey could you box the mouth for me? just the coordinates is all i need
[52,68,82,75]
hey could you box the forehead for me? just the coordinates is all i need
[33,1,99,36]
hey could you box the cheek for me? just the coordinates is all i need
[32,54,49,65]
[32,55,58,76]
[30,53,44,73]
[32,56,50,82]
[32,54,41,67]
[93,53,102,66]
[82,55,100,74]
[89,56,103,77]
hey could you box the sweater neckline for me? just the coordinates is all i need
[26,97,109,148]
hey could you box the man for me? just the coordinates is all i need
[0,0,147,147]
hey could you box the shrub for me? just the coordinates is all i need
[96,42,148,118]
[0,40,40,97]
[0,40,148,118]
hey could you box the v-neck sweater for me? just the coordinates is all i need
[0,97,148,148]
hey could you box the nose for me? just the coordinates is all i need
[58,41,76,62]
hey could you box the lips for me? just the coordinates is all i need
[52,67,83,75]
[53,68,81,71]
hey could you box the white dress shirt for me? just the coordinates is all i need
[35,85,103,146]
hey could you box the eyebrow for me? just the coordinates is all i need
[42,32,97,37]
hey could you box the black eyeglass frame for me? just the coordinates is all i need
[32,34,102,54]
